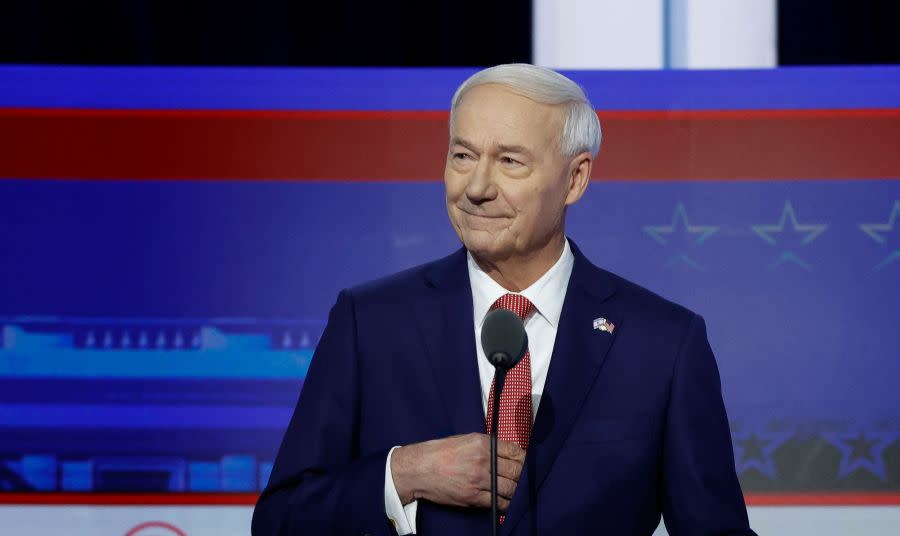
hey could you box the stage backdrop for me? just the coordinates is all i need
[1,66,899,535]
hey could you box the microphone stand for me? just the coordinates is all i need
[490,368,507,536]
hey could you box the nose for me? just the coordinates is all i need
[464,158,497,205]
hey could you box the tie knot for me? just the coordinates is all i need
[490,293,536,321]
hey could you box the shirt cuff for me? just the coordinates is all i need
[384,445,418,535]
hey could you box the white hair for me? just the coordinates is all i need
[449,63,602,158]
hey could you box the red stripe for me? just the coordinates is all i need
[0,493,258,505]
[745,493,900,506]
[1,108,899,181]
[2,492,900,506]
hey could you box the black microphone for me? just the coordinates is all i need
[480,308,528,536]
[482,308,528,370]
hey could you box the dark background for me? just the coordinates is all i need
[778,0,900,65]
[1,0,899,66]
[0,0,531,66]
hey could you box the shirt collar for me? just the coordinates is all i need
[467,238,575,329]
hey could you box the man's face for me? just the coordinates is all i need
[445,84,586,263]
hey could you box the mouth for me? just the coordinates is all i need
[458,207,510,220]
[456,210,512,233]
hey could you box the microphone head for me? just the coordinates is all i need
[481,308,528,371]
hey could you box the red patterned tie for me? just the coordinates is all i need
[485,293,535,523]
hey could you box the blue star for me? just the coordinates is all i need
[823,430,896,481]
[859,200,900,271]
[732,428,792,479]
[751,201,828,271]
[643,203,718,271]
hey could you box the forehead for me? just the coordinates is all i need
[451,84,564,149]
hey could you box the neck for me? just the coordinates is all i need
[472,234,565,292]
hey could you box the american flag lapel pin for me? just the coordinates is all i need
[593,317,615,334]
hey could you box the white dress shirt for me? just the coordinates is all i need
[384,239,575,534]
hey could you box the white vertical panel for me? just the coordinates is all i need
[533,0,664,69]
[668,0,777,68]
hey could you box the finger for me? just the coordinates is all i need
[475,475,518,500]
[497,475,517,500]
[473,448,523,485]
[495,439,526,462]
[473,490,511,513]
[496,457,523,482]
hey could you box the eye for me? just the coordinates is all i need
[453,152,473,161]
[500,156,522,166]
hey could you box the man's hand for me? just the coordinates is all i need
[390,433,525,513]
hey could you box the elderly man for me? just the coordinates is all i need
[252,64,755,535]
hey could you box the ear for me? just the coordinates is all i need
[564,151,593,206]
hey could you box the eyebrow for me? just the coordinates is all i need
[450,137,533,158]
[497,144,532,157]
[449,137,479,153]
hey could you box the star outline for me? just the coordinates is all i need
[642,203,719,271]
[751,201,828,271]
[822,430,896,482]
[859,200,900,270]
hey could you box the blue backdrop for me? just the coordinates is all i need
[1,66,899,495]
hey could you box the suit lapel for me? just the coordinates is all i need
[502,243,621,534]
[414,248,486,436]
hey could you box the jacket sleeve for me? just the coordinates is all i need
[252,289,396,536]
[660,314,757,536]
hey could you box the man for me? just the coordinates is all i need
[252,64,755,535]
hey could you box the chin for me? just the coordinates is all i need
[459,229,513,261]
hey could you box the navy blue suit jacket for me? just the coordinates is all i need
[252,242,755,535]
